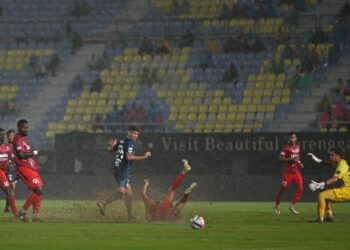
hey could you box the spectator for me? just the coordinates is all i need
[179,28,194,48]
[309,48,319,71]
[27,54,39,70]
[71,1,91,17]
[200,52,213,70]
[276,27,288,45]
[223,36,235,53]
[66,21,72,38]
[154,111,164,127]
[46,53,60,76]
[222,63,238,83]
[138,36,153,55]
[126,102,138,122]
[90,76,103,93]
[69,74,84,92]
[155,38,171,55]
[106,105,122,123]
[332,78,345,102]
[281,42,294,60]
[269,59,285,74]
[303,29,314,46]
[318,93,332,112]
[319,108,333,131]
[146,103,157,122]
[206,38,220,54]
[313,28,327,44]
[71,31,83,54]
[220,3,231,19]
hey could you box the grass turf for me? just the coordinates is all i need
[0,200,350,250]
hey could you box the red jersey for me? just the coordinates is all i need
[12,134,40,171]
[280,143,301,173]
[0,143,13,169]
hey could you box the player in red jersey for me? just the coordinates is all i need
[0,128,18,216]
[274,132,304,215]
[4,129,18,213]
[13,119,43,222]
[141,159,197,221]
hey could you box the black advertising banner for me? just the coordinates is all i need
[55,132,350,175]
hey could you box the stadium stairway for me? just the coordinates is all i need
[14,44,105,130]
[271,51,350,132]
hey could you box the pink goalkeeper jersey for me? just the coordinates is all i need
[280,144,301,173]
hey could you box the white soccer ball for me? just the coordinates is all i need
[189,215,205,230]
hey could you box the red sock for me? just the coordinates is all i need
[23,192,37,210]
[33,194,42,214]
[169,172,185,191]
[7,195,18,216]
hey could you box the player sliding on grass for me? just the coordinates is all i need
[97,125,151,222]
[274,132,304,215]
[308,147,350,223]
[0,128,18,217]
[141,159,197,221]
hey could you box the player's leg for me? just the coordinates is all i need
[97,170,124,215]
[311,189,337,222]
[0,171,18,216]
[274,173,293,214]
[173,182,197,218]
[16,167,43,222]
[323,187,350,222]
[124,184,135,222]
[168,159,191,192]
[289,172,303,215]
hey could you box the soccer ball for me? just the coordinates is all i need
[189,215,205,229]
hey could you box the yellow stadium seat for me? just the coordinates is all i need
[169,113,178,121]
[199,105,208,112]
[197,113,207,121]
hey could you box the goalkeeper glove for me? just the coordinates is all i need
[307,153,322,163]
[33,150,39,156]
[308,180,325,191]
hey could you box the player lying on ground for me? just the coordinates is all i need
[141,159,197,221]
[308,147,350,223]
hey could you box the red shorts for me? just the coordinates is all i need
[16,166,43,190]
[0,168,10,190]
[156,198,173,220]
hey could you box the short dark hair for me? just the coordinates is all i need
[6,129,15,136]
[288,131,296,136]
[128,125,140,132]
[17,119,28,127]
[0,128,4,133]
[330,147,344,158]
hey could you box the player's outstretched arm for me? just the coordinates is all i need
[126,151,151,161]
[107,138,118,152]
[307,153,333,166]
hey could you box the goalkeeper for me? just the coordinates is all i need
[308,147,350,223]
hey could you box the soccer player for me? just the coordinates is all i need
[274,132,304,215]
[4,129,18,213]
[97,125,151,222]
[13,119,43,222]
[308,147,350,223]
[0,128,18,217]
[141,159,197,221]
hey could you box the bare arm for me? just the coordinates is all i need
[325,175,339,186]
[107,138,117,152]
[126,151,151,161]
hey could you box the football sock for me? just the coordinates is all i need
[169,172,185,191]
[33,194,42,214]
[23,192,37,210]
[7,195,18,216]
